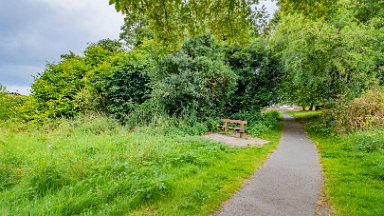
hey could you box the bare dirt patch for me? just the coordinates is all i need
[204,133,269,147]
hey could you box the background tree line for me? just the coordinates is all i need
[1,0,383,132]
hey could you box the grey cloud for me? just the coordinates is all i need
[0,0,124,94]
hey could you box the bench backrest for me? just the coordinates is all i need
[221,119,247,125]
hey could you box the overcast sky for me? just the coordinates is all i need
[0,0,277,95]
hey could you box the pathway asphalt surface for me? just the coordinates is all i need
[217,113,324,216]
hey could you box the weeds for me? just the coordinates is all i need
[0,114,281,215]
[291,111,384,216]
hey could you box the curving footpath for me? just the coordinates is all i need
[217,113,324,216]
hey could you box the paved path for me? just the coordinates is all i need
[217,113,324,216]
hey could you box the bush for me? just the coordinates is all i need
[350,130,384,153]
[224,39,283,113]
[106,51,151,122]
[348,89,384,130]
[229,110,281,136]
[32,54,87,118]
[324,89,384,134]
[150,35,237,119]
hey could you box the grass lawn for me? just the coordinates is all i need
[290,111,384,216]
[0,116,282,216]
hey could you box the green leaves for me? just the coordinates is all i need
[270,13,380,106]
[110,0,267,51]
[32,54,88,118]
[106,51,152,121]
[150,35,237,118]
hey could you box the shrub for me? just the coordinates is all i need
[32,54,88,118]
[229,110,281,136]
[324,89,384,134]
[106,51,151,122]
[350,130,384,153]
[348,89,384,131]
[224,39,283,113]
[150,35,237,119]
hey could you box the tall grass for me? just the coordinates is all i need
[290,111,384,216]
[0,113,282,215]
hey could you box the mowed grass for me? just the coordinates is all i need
[290,111,384,216]
[0,116,282,216]
[288,110,323,121]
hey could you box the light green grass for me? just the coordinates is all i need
[0,116,282,216]
[290,112,384,216]
[287,110,323,120]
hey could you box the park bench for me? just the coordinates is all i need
[218,119,247,138]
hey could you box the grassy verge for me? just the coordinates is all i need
[290,111,384,216]
[288,110,323,121]
[0,115,282,216]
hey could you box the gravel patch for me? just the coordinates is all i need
[204,133,269,147]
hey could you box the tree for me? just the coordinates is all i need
[109,0,267,50]
[106,50,152,121]
[224,39,283,112]
[32,54,87,118]
[150,35,237,118]
[78,39,125,112]
[270,14,378,107]
[277,0,337,19]
[120,15,154,48]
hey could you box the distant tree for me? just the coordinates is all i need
[270,14,378,107]
[119,15,154,48]
[78,39,125,112]
[224,39,283,112]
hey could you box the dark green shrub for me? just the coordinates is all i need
[107,51,151,122]
[150,35,237,119]
[224,40,283,113]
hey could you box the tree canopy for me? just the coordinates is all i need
[109,0,267,50]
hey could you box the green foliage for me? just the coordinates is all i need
[224,39,283,112]
[350,130,384,153]
[32,54,88,118]
[351,0,384,23]
[294,113,384,216]
[79,39,124,112]
[106,51,152,122]
[109,0,268,51]
[278,0,337,19]
[120,15,154,48]
[0,114,281,215]
[229,110,281,136]
[321,89,384,134]
[270,14,378,107]
[150,35,237,118]
[0,85,28,121]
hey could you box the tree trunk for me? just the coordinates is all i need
[309,102,314,111]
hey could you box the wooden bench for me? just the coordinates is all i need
[218,119,247,138]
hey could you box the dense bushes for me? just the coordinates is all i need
[224,40,283,112]
[106,51,151,121]
[32,54,88,118]
[19,35,283,126]
[322,89,384,134]
[229,110,281,136]
[150,36,237,118]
